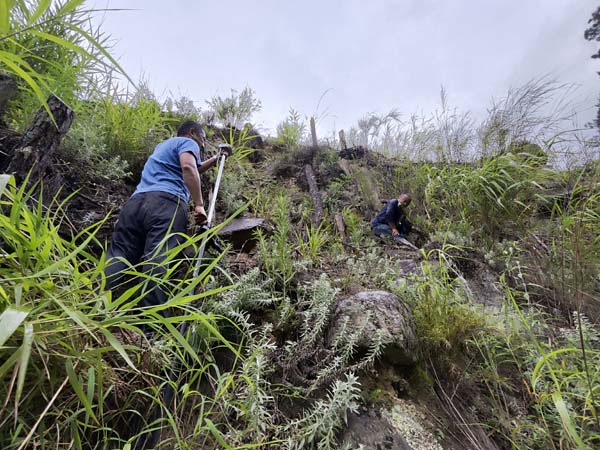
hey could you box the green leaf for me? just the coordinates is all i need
[0,50,53,121]
[551,392,588,449]
[0,349,20,379]
[86,366,95,423]
[204,418,234,450]
[34,223,98,277]
[28,0,51,25]
[0,307,29,347]
[15,322,33,408]
[30,29,112,72]
[0,0,15,35]
[531,347,580,390]
[57,0,85,15]
[65,21,135,86]
[99,328,138,372]
[0,174,14,198]
[66,358,98,423]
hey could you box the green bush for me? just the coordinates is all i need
[275,108,306,151]
[470,296,600,449]
[394,253,485,367]
[1,0,123,129]
[206,87,261,129]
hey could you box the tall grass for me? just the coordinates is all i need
[469,275,600,449]
[0,175,244,449]
[0,0,126,127]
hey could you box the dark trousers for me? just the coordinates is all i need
[372,220,412,239]
[105,191,188,308]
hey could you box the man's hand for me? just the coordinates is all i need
[391,228,400,237]
[194,205,207,224]
[218,144,233,159]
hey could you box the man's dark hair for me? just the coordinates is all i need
[177,120,205,137]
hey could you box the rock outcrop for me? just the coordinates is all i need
[328,290,418,366]
[341,399,445,450]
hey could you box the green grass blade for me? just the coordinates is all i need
[204,418,234,450]
[57,0,85,15]
[0,174,14,197]
[15,322,33,408]
[552,391,588,449]
[66,358,98,423]
[65,21,134,85]
[0,350,20,379]
[0,0,15,34]
[531,347,579,390]
[30,29,113,72]
[28,0,51,25]
[34,226,98,277]
[99,328,138,372]
[0,50,52,121]
[0,307,29,347]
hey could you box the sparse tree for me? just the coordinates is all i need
[584,6,600,128]
[206,87,261,129]
[584,6,600,59]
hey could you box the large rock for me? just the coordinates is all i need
[217,217,266,252]
[341,400,445,450]
[328,290,417,366]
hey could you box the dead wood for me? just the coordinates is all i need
[334,213,346,242]
[304,164,324,225]
[7,95,74,187]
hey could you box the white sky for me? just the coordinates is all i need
[92,1,600,136]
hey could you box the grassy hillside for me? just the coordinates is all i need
[0,2,599,449]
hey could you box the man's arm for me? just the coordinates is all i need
[198,153,220,174]
[180,152,206,223]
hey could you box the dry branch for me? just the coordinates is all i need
[304,164,324,225]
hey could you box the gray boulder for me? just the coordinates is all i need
[341,400,445,450]
[217,217,266,251]
[329,290,418,366]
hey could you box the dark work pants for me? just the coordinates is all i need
[371,220,412,239]
[105,191,188,309]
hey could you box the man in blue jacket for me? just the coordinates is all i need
[371,193,413,242]
[104,120,226,308]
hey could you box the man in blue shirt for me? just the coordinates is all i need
[371,193,413,242]
[105,120,226,308]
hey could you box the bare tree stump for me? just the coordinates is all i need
[334,213,346,242]
[338,159,352,176]
[7,95,74,185]
[310,117,318,149]
[339,129,347,150]
[304,164,324,225]
[0,73,17,126]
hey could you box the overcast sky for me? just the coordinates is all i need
[92,1,600,136]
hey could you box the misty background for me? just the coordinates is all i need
[92,1,600,136]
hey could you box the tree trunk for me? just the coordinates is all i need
[7,95,74,186]
[334,213,346,242]
[310,117,318,149]
[0,73,17,126]
[338,129,347,150]
[304,164,324,226]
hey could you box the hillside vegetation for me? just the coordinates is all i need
[0,2,599,450]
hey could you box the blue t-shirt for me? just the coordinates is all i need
[133,137,202,203]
